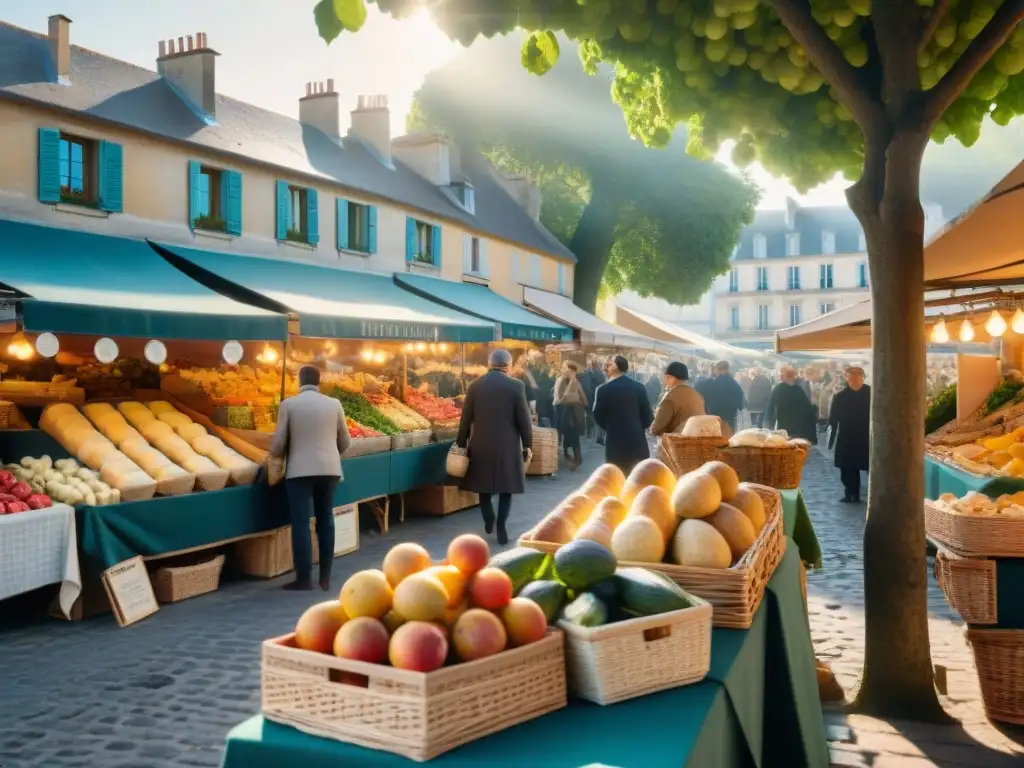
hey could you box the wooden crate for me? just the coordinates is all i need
[261,631,566,762]
[405,485,479,516]
[521,484,785,629]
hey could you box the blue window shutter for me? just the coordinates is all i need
[188,160,202,227]
[431,225,442,267]
[224,170,243,235]
[38,128,61,203]
[98,140,123,212]
[307,188,319,245]
[367,206,378,254]
[275,180,289,240]
[405,217,417,261]
[558,264,565,294]
[336,198,349,250]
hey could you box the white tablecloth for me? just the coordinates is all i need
[0,504,81,617]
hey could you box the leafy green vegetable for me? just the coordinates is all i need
[329,387,399,435]
[985,381,1024,415]
[925,384,956,435]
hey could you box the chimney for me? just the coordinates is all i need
[349,94,392,165]
[499,174,542,222]
[299,80,341,141]
[391,132,451,187]
[157,32,219,119]
[48,15,71,83]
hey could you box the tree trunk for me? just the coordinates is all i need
[570,186,618,313]
[847,133,948,721]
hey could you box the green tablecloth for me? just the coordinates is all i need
[389,441,452,494]
[333,451,393,506]
[779,488,822,569]
[220,541,828,768]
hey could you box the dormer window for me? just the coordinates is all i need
[450,181,475,214]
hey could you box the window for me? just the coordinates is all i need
[557,263,569,295]
[407,219,439,265]
[463,233,486,276]
[822,230,836,254]
[528,254,542,287]
[786,265,801,290]
[188,161,241,235]
[756,266,769,291]
[819,263,834,289]
[728,268,739,292]
[789,304,802,326]
[753,234,767,259]
[276,180,319,245]
[730,306,740,330]
[338,199,376,254]
[59,135,95,204]
[39,128,123,212]
[786,232,800,256]
[858,262,868,288]
[451,181,475,214]
[820,302,835,315]
[757,305,769,330]
[858,230,867,252]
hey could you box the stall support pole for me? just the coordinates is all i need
[400,354,408,401]
[279,338,289,398]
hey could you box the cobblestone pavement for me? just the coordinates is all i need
[1,441,1022,767]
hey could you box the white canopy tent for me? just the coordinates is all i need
[614,305,768,360]
[776,301,873,352]
[522,287,666,351]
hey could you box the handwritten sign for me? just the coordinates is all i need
[101,556,159,627]
[332,505,359,557]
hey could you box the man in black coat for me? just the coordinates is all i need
[764,366,818,443]
[456,349,533,545]
[828,367,871,503]
[579,356,604,439]
[696,360,746,432]
[593,355,654,475]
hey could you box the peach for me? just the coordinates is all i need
[389,621,449,672]
[382,542,432,587]
[294,600,348,654]
[381,610,407,636]
[340,570,393,619]
[392,573,449,622]
[453,609,507,662]
[447,534,490,575]
[333,617,389,663]
[421,564,468,607]
[500,598,548,647]
[469,567,513,610]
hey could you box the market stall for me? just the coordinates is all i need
[613,305,768,362]
[0,220,289,610]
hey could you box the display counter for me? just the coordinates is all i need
[220,541,827,768]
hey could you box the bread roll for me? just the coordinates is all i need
[153,463,195,496]
[191,434,223,457]
[78,433,119,470]
[158,412,192,429]
[208,446,259,485]
[125,444,172,476]
[119,404,156,428]
[82,403,117,421]
[177,423,207,441]
[180,453,229,491]
[100,459,157,502]
[152,432,198,464]
[139,420,174,442]
[147,401,177,415]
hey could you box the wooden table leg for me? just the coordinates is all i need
[400,494,406,524]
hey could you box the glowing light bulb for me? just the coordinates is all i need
[439,343,450,353]
[959,318,975,343]
[930,320,949,344]
[1012,309,1024,334]
[415,342,427,352]
[373,350,387,364]
[256,345,279,364]
[985,310,1007,337]
[360,349,374,362]
[7,339,33,360]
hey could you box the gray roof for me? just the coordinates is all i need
[733,204,864,260]
[0,20,575,263]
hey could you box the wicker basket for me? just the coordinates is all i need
[925,501,1024,558]
[558,598,713,705]
[522,484,785,629]
[0,400,14,429]
[527,427,559,476]
[934,551,997,625]
[261,630,566,762]
[966,629,1024,725]
[659,434,728,476]
[719,444,807,489]
[405,485,479,516]
[230,520,319,578]
[151,554,225,604]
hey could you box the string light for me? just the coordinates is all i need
[959,317,975,343]
[930,319,949,344]
[1012,308,1024,334]
[985,310,1007,337]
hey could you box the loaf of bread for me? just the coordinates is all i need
[118,436,195,496]
[83,406,143,447]
[139,420,175,443]
[119,401,157,429]
[177,422,208,441]
[151,432,228,491]
[158,412,192,430]
[147,401,178,415]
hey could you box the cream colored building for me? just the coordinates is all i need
[0,15,575,307]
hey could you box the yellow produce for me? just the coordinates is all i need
[610,516,666,563]
[699,461,740,502]
[731,485,766,533]
[987,451,1012,467]
[672,519,731,569]
[620,459,676,508]
[671,471,722,520]
[627,486,678,541]
[1008,443,1024,461]
[574,518,614,549]
[705,504,757,559]
[1002,458,1024,477]
[983,433,1017,452]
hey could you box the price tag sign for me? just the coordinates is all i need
[101,556,159,627]
[332,504,359,557]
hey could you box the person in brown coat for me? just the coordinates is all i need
[650,361,707,436]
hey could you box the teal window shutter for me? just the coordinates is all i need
[98,140,124,212]
[431,225,442,267]
[367,206,378,254]
[188,160,202,227]
[307,188,319,244]
[336,198,349,250]
[558,264,565,294]
[275,180,289,240]
[38,128,61,203]
[223,170,243,236]
[405,217,417,261]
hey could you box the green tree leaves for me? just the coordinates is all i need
[314,0,367,44]
[522,31,560,75]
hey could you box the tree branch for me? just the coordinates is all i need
[923,0,1024,126]
[918,0,951,53]
[873,0,927,111]
[766,0,882,130]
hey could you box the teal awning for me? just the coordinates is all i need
[154,244,495,343]
[394,273,572,342]
[0,220,286,340]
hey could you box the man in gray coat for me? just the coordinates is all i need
[456,349,533,546]
[270,365,351,591]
